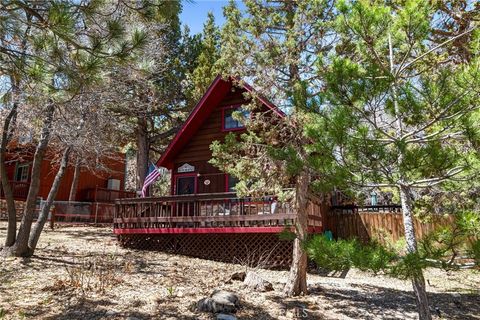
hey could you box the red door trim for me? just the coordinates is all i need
[173,173,198,195]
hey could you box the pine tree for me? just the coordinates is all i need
[99,2,202,191]
[306,1,479,319]
[0,1,151,257]
[189,12,221,102]
[213,0,336,296]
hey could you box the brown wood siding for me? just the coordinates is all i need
[172,89,250,194]
[2,151,125,201]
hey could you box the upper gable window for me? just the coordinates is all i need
[222,106,250,131]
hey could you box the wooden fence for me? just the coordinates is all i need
[326,206,455,243]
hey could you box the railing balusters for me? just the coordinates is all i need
[114,193,303,232]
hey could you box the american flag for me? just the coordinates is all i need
[141,166,166,197]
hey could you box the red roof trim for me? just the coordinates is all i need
[156,75,285,169]
[156,75,224,168]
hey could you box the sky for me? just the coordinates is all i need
[180,0,246,35]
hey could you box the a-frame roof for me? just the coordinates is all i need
[156,75,284,169]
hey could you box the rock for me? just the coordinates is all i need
[105,310,117,317]
[217,314,237,320]
[230,271,246,281]
[243,271,273,292]
[197,290,240,314]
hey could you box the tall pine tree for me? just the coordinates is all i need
[306,1,479,318]
[189,12,221,103]
[0,1,151,257]
[213,0,336,296]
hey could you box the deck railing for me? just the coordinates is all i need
[114,192,326,231]
[85,186,136,203]
[331,204,402,213]
[0,181,30,200]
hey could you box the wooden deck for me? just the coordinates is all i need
[0,181,30,200]
[85,186,136,203]
[113,192,325,234]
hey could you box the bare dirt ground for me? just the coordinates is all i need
[0,222,479,320]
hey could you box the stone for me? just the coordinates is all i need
[105,310,117,317]
[217,314,237,320]
[230,271,246,281]
[197,290,240,314]
[243,271,274,292]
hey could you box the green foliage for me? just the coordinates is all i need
[307,235,395,274]
[308,211,480,279]
[389,252,429,280]
[189,12,220,103]
[307,235,360,271]
[306,0,480,194]
[278,229,297,242]
[0,1,156,104]
[471,240,480,265]
[211,0,340,201]
[166,286,176,298]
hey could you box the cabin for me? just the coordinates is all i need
[114,76,327,267]
[0,144,134,222]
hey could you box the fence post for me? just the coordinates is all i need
[50,205,55,230]
[94,202,98,224]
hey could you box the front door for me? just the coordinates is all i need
[175,175,196,219]
[176,176,196,195]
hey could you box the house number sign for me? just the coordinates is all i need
[178,163,195,173]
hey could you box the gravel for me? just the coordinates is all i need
[0,222,479,319]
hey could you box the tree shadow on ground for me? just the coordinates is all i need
[44,296,154,320]
[310,267,350,278]
[302,283,480,320]
[246,296,321,320]
[155,300,282,320]
[45,227,115,243]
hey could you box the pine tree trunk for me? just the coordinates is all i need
[284,169,309,296]
[136,117,149,190]
[399,185,432,320]
[28,147,71,253]
[0,103,18,247]
[4,103,54,257]
[68,157,81,201]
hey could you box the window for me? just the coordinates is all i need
[176,176,196,195]
[223,106,249,131]
[226,175,239,192]
[15,163,29,182]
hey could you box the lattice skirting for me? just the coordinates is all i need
[117,233,293,268]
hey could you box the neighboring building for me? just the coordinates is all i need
[114,76,327,267]
[1,144,134,222]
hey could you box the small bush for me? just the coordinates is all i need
[351,241,396,274]
[306,235,358,271]
[307,221,480,280]
[61,253,129,294]
[389,252,429,280]
[306,234,430,277]
[471,240,480,265]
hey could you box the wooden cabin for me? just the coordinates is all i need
[0,145,134,222]
[114,76,327,267]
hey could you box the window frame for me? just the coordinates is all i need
[224,174,240,193]
[14,163,30,182]
[221,104,249,132]
[173,173,198,195]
